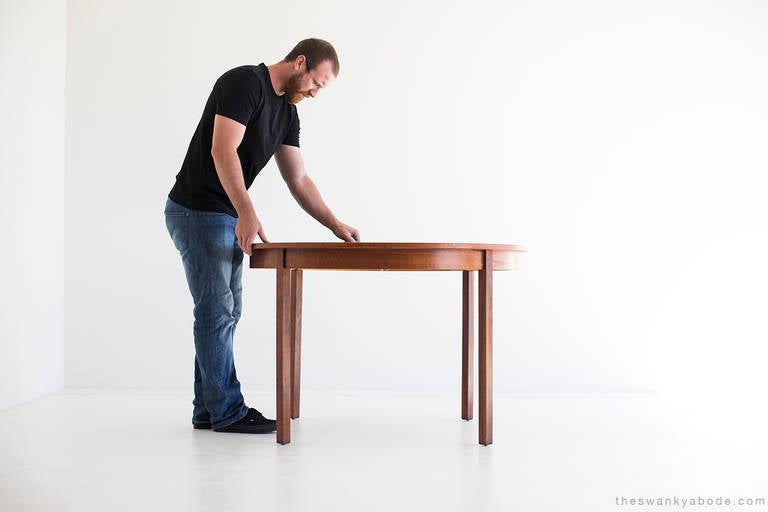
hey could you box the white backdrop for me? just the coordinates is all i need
[62,0,768,398]
[0,0,65,409]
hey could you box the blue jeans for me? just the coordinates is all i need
[164,198,249,429]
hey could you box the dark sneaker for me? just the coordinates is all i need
[213,408,277,434]
[192,412,212,429]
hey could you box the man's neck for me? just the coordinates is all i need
[266,61,293,96]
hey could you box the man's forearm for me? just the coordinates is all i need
[212,150,255,217]
[288,175,339,229]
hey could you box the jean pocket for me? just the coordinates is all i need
[165,212,189,253]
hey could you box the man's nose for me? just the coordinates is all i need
[308,88,318,98]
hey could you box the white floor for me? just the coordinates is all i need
[1,390,766,512]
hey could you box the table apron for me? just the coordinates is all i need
[250,248,516,271]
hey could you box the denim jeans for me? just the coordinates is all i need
[164,198,249,429]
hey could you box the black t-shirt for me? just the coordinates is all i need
[169,64,300,217]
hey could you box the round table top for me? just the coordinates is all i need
[249,242,523,271]
[251,242,524,251]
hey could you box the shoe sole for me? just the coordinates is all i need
[193,423,276,434]
[213,422,277,434]
[193,423,212,430]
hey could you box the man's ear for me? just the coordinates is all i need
[294,55,306,71]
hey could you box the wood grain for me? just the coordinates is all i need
[462,271,475,420]
[251,242,518,446]
[250,243,522,271]
[285,248,483,271]
[276,265,291,444]
[290,269,303,419]
[478,251,493,445]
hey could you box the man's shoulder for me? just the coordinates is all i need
[216,64,266,83]
[212,64,270,106]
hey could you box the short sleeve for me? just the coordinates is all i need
[282,111,300,147]
[213,68,261,126]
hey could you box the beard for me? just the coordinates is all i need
[284,72,310,104]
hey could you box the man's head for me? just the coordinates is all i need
[283,38,339,104]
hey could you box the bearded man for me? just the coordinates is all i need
[165,38,359,434]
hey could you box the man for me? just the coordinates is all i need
[165,38,359,434]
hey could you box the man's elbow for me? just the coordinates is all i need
[211,145,237,163]
[285,173,309,198]
[291,172,311,190]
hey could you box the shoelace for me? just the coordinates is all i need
[247,408,267,423]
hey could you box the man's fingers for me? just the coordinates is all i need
[257,229,270,243]
[238,233,254,255]
[336,225,359,242]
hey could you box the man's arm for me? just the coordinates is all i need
[211,114,269,254]
[274,144,360,242]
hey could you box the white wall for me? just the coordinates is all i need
[0,0,66,409]
[64,0,768,396]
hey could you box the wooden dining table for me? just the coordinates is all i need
[249,242,523,445]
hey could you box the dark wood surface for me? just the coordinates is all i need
[275,267,291,444]
[290,270,303,420]
[250,242,522,446]
[478,250,494,445]
[250,242,523,271]
[251,242,522,250]
[462,271,475,421]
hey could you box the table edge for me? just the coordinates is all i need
[250,242,526,251]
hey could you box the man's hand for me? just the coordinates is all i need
[236,211,269,255]
[331,221,360,242]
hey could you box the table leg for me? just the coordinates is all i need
[290,269,303,419]
[462,270,474,420]
[276,266,291,444]
[479,251,493,445]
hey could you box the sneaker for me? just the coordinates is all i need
[192,411,212,429]
[213,408,277,434]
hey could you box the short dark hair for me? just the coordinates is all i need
[284,38,340,76]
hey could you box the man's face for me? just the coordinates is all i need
[285,59,335,104]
